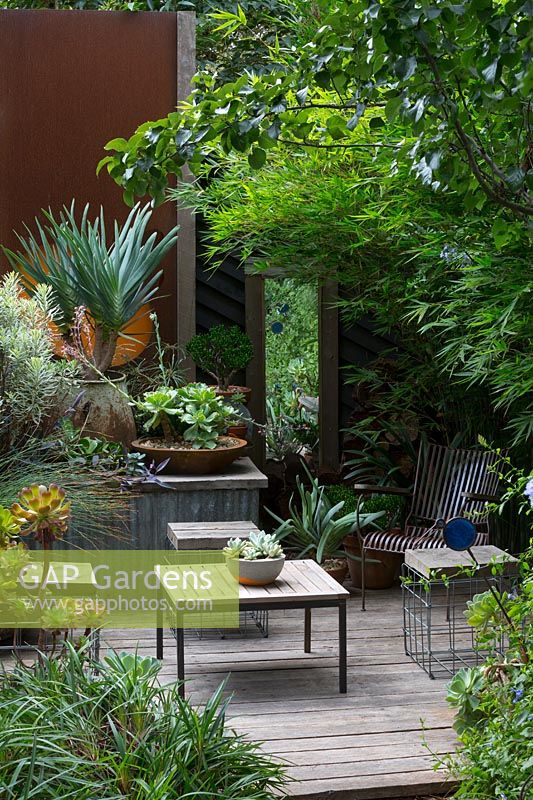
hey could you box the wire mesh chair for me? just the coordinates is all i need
[354,443,501,609]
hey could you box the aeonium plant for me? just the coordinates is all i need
[138,383,234,450]
[11,484,71,549]
[224,532,284,561]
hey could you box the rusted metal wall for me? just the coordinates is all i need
[0,8,192,343]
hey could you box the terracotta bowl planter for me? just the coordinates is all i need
[213,386,252,405]
[344,534,400,590]
[227,422,248,439]
[236,556,285,586]
[323,558,348,585]
[132,436,247,475]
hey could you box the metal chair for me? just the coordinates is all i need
[354,443,501,610]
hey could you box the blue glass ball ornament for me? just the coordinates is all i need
[443,517,477,551]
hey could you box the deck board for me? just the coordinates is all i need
[1,586,457,798]
[106,587,457,797]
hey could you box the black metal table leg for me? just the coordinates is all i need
[156,626,163,660]
[176,626,185,698]
[304,608,312,653]
[339,600,347,693]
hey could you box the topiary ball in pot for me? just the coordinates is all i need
[186,325,254,402]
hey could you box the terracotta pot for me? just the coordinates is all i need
[323,558,348,585]
[236,556,285,586]
[132,435,248,475]
[212,386,252,405]
[344,534,399,590]
[227,422,248,439]
[72,373,136,447]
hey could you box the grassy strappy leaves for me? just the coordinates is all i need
[0,644,286,799]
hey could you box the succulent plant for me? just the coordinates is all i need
[138,388,181,444]
[0,507,22,548]
[0,543,31,605]
[138,383,234,450]
[224,531,284,561]
[11,484,71,548]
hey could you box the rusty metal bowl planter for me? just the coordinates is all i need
[132,435,247,475]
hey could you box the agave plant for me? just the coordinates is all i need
[269,470,384,566]
[3,203,179,376]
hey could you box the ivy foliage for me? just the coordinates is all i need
[102,0,533,224]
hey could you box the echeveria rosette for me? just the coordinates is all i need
[224,532,284,560]
[11,484,71,547]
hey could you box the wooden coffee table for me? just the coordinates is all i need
[156,559,349,695]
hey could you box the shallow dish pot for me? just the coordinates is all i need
[132,436,247,475]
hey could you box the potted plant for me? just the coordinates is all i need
[132,382,248,474]
[224,531,285,586]
[225,393,251,439]
[326,485,404,590]
[186,325,254,403]
[269,471,383,585]
[3,203,178,446]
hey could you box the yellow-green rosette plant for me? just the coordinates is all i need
[11,484,71,549]
[0,507,21,548]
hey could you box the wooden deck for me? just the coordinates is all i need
[103,586,457,799]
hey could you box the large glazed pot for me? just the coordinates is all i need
[72,374,136,447]
[236,556,285,586]
[132,436,248,475]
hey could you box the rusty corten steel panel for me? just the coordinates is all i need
[0,8,179,341]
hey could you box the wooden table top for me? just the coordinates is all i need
[238,560,350,605]
[405,545,518,578]
[157,559,350,607]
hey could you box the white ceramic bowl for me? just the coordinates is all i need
[237,556,285,586]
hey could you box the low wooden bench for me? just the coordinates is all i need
[167,521,260,551]
[164,521,267,643]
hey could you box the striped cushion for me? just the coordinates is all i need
[363,526,489,554]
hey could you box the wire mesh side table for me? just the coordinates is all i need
[402,545,518,678]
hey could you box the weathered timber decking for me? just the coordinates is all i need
[103,586,457,799]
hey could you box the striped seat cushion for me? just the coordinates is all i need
[363,526,489,554]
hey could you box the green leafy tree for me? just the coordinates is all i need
[186,324,254,389]
[102,0,533,225]
[170,145,532,447]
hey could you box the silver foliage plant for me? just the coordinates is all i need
[224,531,284,560]
[0,273,79,450]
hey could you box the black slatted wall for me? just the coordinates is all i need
[339,316,398,427]
[196,232,246,334]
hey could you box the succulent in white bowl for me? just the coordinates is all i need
[224,531,285,586]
